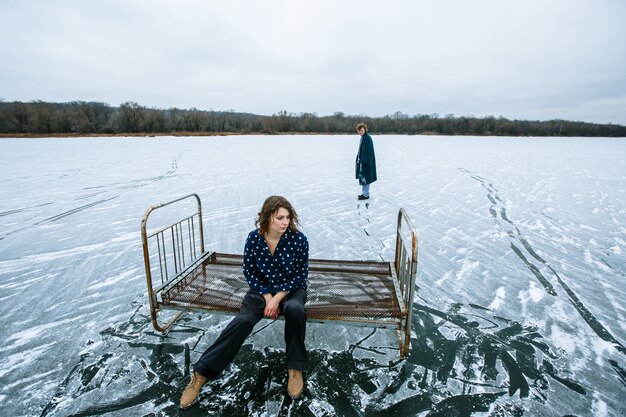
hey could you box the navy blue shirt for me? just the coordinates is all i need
[243,228,309,295]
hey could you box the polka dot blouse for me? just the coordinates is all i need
[243,228,309,295]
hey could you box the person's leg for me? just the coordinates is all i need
[181,290,265,408]
[281,288,308,370]
[194,290,265,377]
[281,288,307,398]
[361,183,370,198]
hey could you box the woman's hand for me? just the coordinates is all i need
[263,291,287,320]
[262,293,275,318]
[264,297,280,320]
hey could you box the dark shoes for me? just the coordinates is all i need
[357,194,370,200]
[287,369,304,399]
[180,371,208,409]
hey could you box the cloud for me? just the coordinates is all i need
[1,0,625,124]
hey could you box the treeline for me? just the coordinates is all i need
[1,100,625,137]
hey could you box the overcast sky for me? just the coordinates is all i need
[1,0,625,124]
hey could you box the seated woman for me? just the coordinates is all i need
[180,195,309,409]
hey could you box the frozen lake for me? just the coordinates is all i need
[0,134,625,416]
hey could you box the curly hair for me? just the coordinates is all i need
[255,195,300,235]
[356,122,368,132]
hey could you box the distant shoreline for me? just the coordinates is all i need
[0,131,241,139]
[0,131,431,138]
[2,101,625,137]
[1,131,621,139]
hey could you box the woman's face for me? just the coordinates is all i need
[269,207,290,235]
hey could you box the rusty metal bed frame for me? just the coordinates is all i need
[141,194,418,358]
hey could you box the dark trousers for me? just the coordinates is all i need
[193,288,307,378]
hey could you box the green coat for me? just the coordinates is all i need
[355,132,377,185]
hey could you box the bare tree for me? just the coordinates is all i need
[117,102,146,132]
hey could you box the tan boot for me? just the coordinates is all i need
[180,371,208,409]
[287,369,304,399]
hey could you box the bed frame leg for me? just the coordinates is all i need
[150,306,185,335]
[399,316,411,359]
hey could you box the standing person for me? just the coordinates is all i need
[355,122,377,200]
[180,196,309,409]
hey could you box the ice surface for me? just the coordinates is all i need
[0,135,625,416]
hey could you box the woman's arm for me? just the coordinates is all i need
[243,233,269,294]
[283,234,309,291]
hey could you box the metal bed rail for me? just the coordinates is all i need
[393,208,419,357]
[141,193,204,333]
